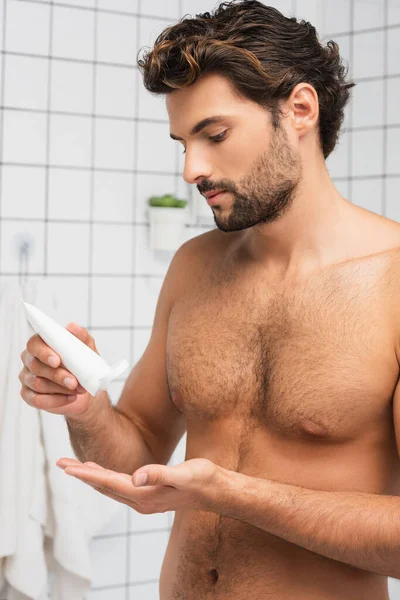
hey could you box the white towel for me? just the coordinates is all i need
[0,279,47,600]
[0,279,122,600]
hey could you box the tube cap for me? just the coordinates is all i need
[99,359,129,391]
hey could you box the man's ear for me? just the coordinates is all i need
[288,83,319,138]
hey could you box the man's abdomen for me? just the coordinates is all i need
[159,427,399,600]
[160,506,390,600]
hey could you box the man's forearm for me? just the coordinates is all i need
[215,469,400,579]
[66,391,155,473]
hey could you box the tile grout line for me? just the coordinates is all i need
[0,0,7,272]
[87,0,97,331]
[126,0,143,596]
[15,0,175,21]
[43,0,54,278]
[382,0,389,218]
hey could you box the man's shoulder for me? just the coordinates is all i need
[181,227,234,251]
[177,227,240,263]
[170,228,240,289]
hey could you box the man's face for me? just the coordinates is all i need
[166,73,303,233]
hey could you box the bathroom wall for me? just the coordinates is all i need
[0,1,204,598]
[323,0,400,224]
[0,0,399,599]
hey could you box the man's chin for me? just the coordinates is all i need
[213,215,231,233]
[213,216,246,233]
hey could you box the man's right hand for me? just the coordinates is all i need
[19,322,99,417]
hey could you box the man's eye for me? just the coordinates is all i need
[181,131,227,154]
[210,132,227,143]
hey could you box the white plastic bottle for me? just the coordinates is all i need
[22,300,128,396]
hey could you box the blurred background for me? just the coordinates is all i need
[0,0,399,598]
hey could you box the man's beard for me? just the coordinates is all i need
[199,124,303,233]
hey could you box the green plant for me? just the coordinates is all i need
[148,193,187,208]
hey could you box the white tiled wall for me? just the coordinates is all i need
[324,0,400,230]
[0,0,399,598]
[0,1,188,598]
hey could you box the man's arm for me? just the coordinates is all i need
[55,441,400,581]
[65,390,156,473]
[65,239,193,473]
[214,469,400,579]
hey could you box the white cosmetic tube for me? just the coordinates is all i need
[22,300,128,396]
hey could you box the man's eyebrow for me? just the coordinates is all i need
[170,115,228,141]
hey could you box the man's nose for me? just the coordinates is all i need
[182,148,212,185]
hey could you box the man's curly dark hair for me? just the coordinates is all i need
[137,0,355,160]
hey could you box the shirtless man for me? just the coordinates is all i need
[19,1,400,598]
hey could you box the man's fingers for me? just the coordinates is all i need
[132,465,178,487]
[64,465,133,496]
[56,458,105,471]
[66,323,99,354]
[20,354,81,392]
[131,459,215,488]
[26,335,60,368]
[56,457,84,470]
[83,461,106,471]
[20,387,77,411]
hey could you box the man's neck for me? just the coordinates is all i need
[242,154,360,270]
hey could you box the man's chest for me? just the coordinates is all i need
[166,255,400,444]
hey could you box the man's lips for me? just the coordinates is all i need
[203,190,224,199]
[201,190,227,205]
[206,191,226,205]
